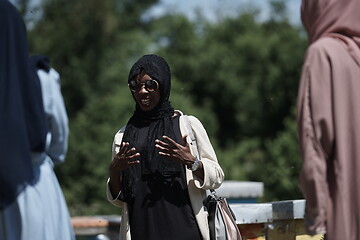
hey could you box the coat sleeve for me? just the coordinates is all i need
[186,115,224,190]
[296,42,334,235]
[107,127,126,208]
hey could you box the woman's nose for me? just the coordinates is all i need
[138,84,148,93]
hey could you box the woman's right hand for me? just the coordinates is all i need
[110,142,140,173]
[109,142,140,197]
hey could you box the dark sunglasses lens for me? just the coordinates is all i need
[129,80,140,91]
[145,80,158,92]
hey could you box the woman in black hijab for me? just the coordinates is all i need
[0,0,47,210]
[107,54,224,240]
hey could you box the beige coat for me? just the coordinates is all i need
[107,112,224,240]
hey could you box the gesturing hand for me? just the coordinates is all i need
[155,135,196,167]
[110,142,140,173]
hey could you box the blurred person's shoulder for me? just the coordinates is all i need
[308,36,347,58]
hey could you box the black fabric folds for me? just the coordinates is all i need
[30,55,51,73]
[121,55,183,202]
[0,1,48,209]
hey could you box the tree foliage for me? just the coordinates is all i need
[24,0,307,215]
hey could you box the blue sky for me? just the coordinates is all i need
[147,0,302,25]
[9,0,302,26]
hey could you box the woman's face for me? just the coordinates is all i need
[131,71,160,111]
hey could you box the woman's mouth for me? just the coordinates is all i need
[141,98,150,105]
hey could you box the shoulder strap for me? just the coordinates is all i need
[183,115,195,141]
[182,115,199,158]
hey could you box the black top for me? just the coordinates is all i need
[120,115,202,240]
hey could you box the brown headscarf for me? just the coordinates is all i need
[301,0,360,65]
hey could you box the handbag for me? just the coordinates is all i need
[204,190,242,240]
[182,115,242,240]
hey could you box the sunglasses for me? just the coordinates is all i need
[128,79,159,92]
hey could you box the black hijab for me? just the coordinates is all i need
[121,54,183,202]
[0,1,47,209]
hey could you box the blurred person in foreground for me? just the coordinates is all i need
[0,1,75,238]
[107,54,224,240]
[1,55,75,240]
[296,0,360,239]
[0,0,47,219]
[28,55,75,239]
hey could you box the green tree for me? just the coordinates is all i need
[27,0,162,215]
[149,5,306,201]
[28,0,158,117]
[263,111,302,201]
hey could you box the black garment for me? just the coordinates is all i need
[120,116,202,240]
[30,55,51,73]
[0,0,47,209]
[121,54,182,202]
[120,54,201,239]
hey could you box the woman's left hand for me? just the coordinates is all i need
[155,135,195,167]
